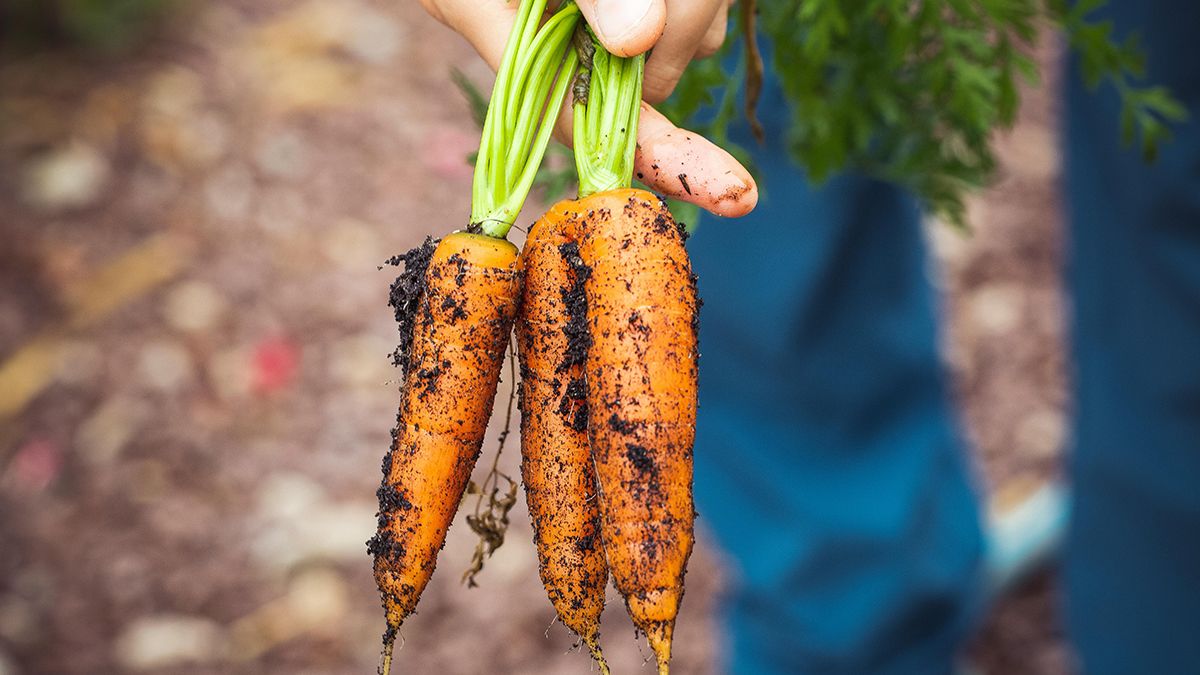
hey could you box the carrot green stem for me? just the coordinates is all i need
[573,29,643,198]
[471,0,581,239]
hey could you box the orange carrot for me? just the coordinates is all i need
[577,189,699,673]
[551,31,703,673]
[516,215,609,670]
[519,183,699,675]
[369,233,520,661]
[368,2,581,670]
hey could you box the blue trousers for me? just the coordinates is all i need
[689,1,1200,671]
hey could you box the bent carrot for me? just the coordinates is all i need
[516,215,610,670]
[561,32,702,674]
[519,187,697,674]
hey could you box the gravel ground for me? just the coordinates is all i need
[0,2,1069,673]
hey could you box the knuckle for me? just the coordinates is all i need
[643,63,685,104]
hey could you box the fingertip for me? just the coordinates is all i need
[582,0,667,57]
[709,172,758,218]
[635,108,759,219]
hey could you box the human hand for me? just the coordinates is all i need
[419,0,757,217]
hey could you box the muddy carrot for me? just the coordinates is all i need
[531,188,698,675]
[516,32,703,672]
[516,212,609,671]
[370,231,521,640]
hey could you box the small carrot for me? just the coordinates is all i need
[516,214,609,671]
[370,231,520,639]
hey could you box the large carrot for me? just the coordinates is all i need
[368,1,580,671]
[531,188,697,674]
[516,213,609,670]
[580,190,697,674]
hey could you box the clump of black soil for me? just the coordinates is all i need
[365,528,405,563]
[557,376,589,432]
[558,241,592,371]
[575,532,597,552]
[625,442,656,474]
[386,237,436,373]
[373,238,436,573]
[377,484,413,512]
[608,412,637,435]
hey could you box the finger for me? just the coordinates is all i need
[634,103,757,217]
[695,6,729,59]
[575,0,667,57]
[437,1,518,70]
[553,103,757,217]
[642,0,725,103]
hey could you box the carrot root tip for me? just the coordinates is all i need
[584,635,609,675]
[377,634,395,675]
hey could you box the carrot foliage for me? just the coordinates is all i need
[471,0,581,238]
[661,0,1189,227]
[572,29,644,197]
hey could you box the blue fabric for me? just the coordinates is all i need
[690,1,1200,671]
[688,57,984,673]
[1063,1,1200,672]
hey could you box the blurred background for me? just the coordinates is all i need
[0,1,1067,673]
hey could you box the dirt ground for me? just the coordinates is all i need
[0,2,1070,673]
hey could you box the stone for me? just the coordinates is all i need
[163,280,227,334]
[328,333,392,388]
[204,163,255,223]
[323,219,382,270]
[255,130,310,180]
[137,339,194,393]
[250,498,376,571]
[256,472,325,522]
[344,7,402,64]
[114,615,225,670]
[76,397,151,465]
[285,567,348,627]
[20,142,110,212]
[1015,408,1066,460]
[968,283,1023,336]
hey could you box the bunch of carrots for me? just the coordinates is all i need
[368,1,746,672]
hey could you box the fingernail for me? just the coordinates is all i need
[595,0,655,50]
[714,170,747,193]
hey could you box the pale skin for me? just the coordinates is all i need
[418,0,758,217]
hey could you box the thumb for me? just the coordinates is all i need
[575,0,667,57]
